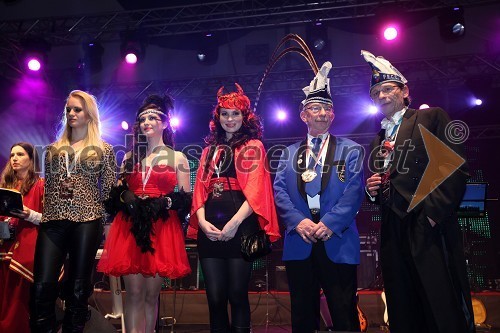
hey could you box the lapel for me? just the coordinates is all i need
[296,139,308,202]
[390,108,417,174]
[321,135,337,192]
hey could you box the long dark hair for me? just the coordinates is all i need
[0,142,40,195]
[123,94,175,174]
[204,84,263,149]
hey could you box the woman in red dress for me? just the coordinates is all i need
[98,94,191,333]
[0,142,44,332]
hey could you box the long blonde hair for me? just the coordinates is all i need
[53,90,104,152]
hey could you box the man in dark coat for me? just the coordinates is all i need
[362,50,475,333]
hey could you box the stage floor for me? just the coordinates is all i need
[91,289,500,332]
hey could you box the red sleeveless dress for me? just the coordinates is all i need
[97,166,191,278]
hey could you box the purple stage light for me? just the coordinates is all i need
[121,121,129,130]
[475,99,483,106]
[170,116,180,128]
[125,53,138,64]
[383,26,398,41]
[419,104,430,109]
[277,110,287,121]
[27,58,42,71]
[368,105,378,114]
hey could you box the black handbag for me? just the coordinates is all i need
[226,175,272,262]
[240,229,272,262]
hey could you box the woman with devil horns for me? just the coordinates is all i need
[188,84,280,333]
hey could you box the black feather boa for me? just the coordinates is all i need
[105,183,192,253]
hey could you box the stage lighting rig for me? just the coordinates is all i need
[21,37,51,72]
[120,31,146,64]
[439,7,466,41]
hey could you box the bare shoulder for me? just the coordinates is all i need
[174,150,188,165]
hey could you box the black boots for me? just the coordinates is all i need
[30,282,59,333]
[61,279,92,333]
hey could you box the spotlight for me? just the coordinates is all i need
[276,110,287,121]
[82,41,104,73]
[439,7,466,41]
[419,104,430,110]
[121,121,129,131]
[307,22,329,60]
[21,37,51,72]
[368,105,378,114]
[474,99,483,106]
[196,45,219,66]
[120,30,146,64]
[383,26,398,41]
[125,53,138,64]
[196,33,219,65]
[27,58,42,71]
[170,117,180,128]
[375,4,405,42]
[197,53,207,62]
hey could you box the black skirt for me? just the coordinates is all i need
[197,190,259,259]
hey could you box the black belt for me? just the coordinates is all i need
[310,208,320,223]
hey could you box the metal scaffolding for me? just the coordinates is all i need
[84,53,500,105]
[1,0,497,45]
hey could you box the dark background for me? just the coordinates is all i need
[1,0,499,290]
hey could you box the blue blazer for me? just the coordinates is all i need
[273,135,364,264]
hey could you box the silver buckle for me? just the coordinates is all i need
[310,208,320,215]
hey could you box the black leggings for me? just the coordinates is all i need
[30,219,102,333]
[33,219,103,283]
[200,257,253,332]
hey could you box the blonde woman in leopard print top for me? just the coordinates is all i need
[30,90,116,333]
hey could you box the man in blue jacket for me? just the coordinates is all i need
[273,62,364,332]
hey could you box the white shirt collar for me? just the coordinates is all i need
[307,132,329,144]
[380,107,407,129]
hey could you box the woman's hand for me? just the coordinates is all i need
[10,205,30,219]
[219,218,241,242]
[199,219,222,241]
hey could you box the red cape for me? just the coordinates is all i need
[1,179,44,282]
[188,140,280,242]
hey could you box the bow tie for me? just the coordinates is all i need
[381,117,394,130]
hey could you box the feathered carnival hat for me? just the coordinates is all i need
[136,94,171,121]
[361,50,408,91]
[216,83,251,111]
[301,61,333,107]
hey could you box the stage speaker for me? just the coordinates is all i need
[357,250,377,289]
[179,246,203,290]
[84,306,117,333]
[55,305,117,333]
[275,265,289,291]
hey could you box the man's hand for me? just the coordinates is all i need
[311,222,333,242]
[296,219,318,244]
[366,173,381,197]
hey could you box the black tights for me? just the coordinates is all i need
[200,257,252,332]
[30,219,103,333]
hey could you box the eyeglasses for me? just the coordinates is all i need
[370,85,401,100]
[65,106,83,113]
[304,104,333,114]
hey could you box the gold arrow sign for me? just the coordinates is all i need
[407,124,465,212]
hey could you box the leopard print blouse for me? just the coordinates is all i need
[42,141,116,223]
